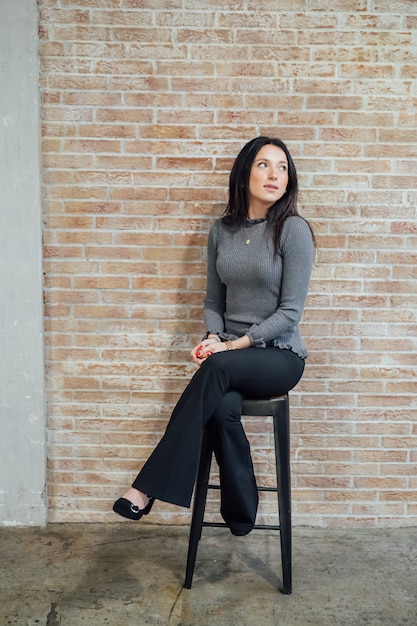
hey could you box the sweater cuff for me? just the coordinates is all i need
[246,324,266,348]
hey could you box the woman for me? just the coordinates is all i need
[113,136,315,536]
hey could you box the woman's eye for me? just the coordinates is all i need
[258,162,268,167]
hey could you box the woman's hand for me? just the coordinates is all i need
[191,337,226,366]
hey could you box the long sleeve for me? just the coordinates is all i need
[203,225,227,336]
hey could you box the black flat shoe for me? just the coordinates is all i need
[227,520,255,537]
[230,526,253,537]
[112,496,155,521]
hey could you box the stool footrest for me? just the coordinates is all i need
[202,522,281,531]
[208,483,278,493]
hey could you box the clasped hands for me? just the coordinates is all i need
[191,337,226,366]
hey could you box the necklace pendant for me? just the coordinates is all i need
[245,238,250,245]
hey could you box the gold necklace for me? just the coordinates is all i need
[242,219,266,245]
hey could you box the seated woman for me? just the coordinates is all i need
[113,136,315,536]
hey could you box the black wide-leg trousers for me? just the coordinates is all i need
[132,347,304,527]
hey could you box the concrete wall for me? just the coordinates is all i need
[0,1,46,525]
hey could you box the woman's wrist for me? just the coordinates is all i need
[224,334,251,351]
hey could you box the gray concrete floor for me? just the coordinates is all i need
[1,523,416,625]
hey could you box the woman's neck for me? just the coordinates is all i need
[248,208,268,220]
[247,202,271,220]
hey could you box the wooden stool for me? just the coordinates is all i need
[184,394,292,594]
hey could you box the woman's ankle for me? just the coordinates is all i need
[122,487,149,509]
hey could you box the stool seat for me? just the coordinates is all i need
[184,394,292,594]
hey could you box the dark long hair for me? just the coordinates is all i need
[222,136,315,252]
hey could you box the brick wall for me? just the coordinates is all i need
[40,1,417,528]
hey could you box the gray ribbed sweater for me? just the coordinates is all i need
[203,215,314,358]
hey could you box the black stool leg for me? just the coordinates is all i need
[184,432,212,589]
[272,396,292,594]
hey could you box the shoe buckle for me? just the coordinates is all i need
[130,504,140,514]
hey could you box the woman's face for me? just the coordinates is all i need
[248,144,289,216]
